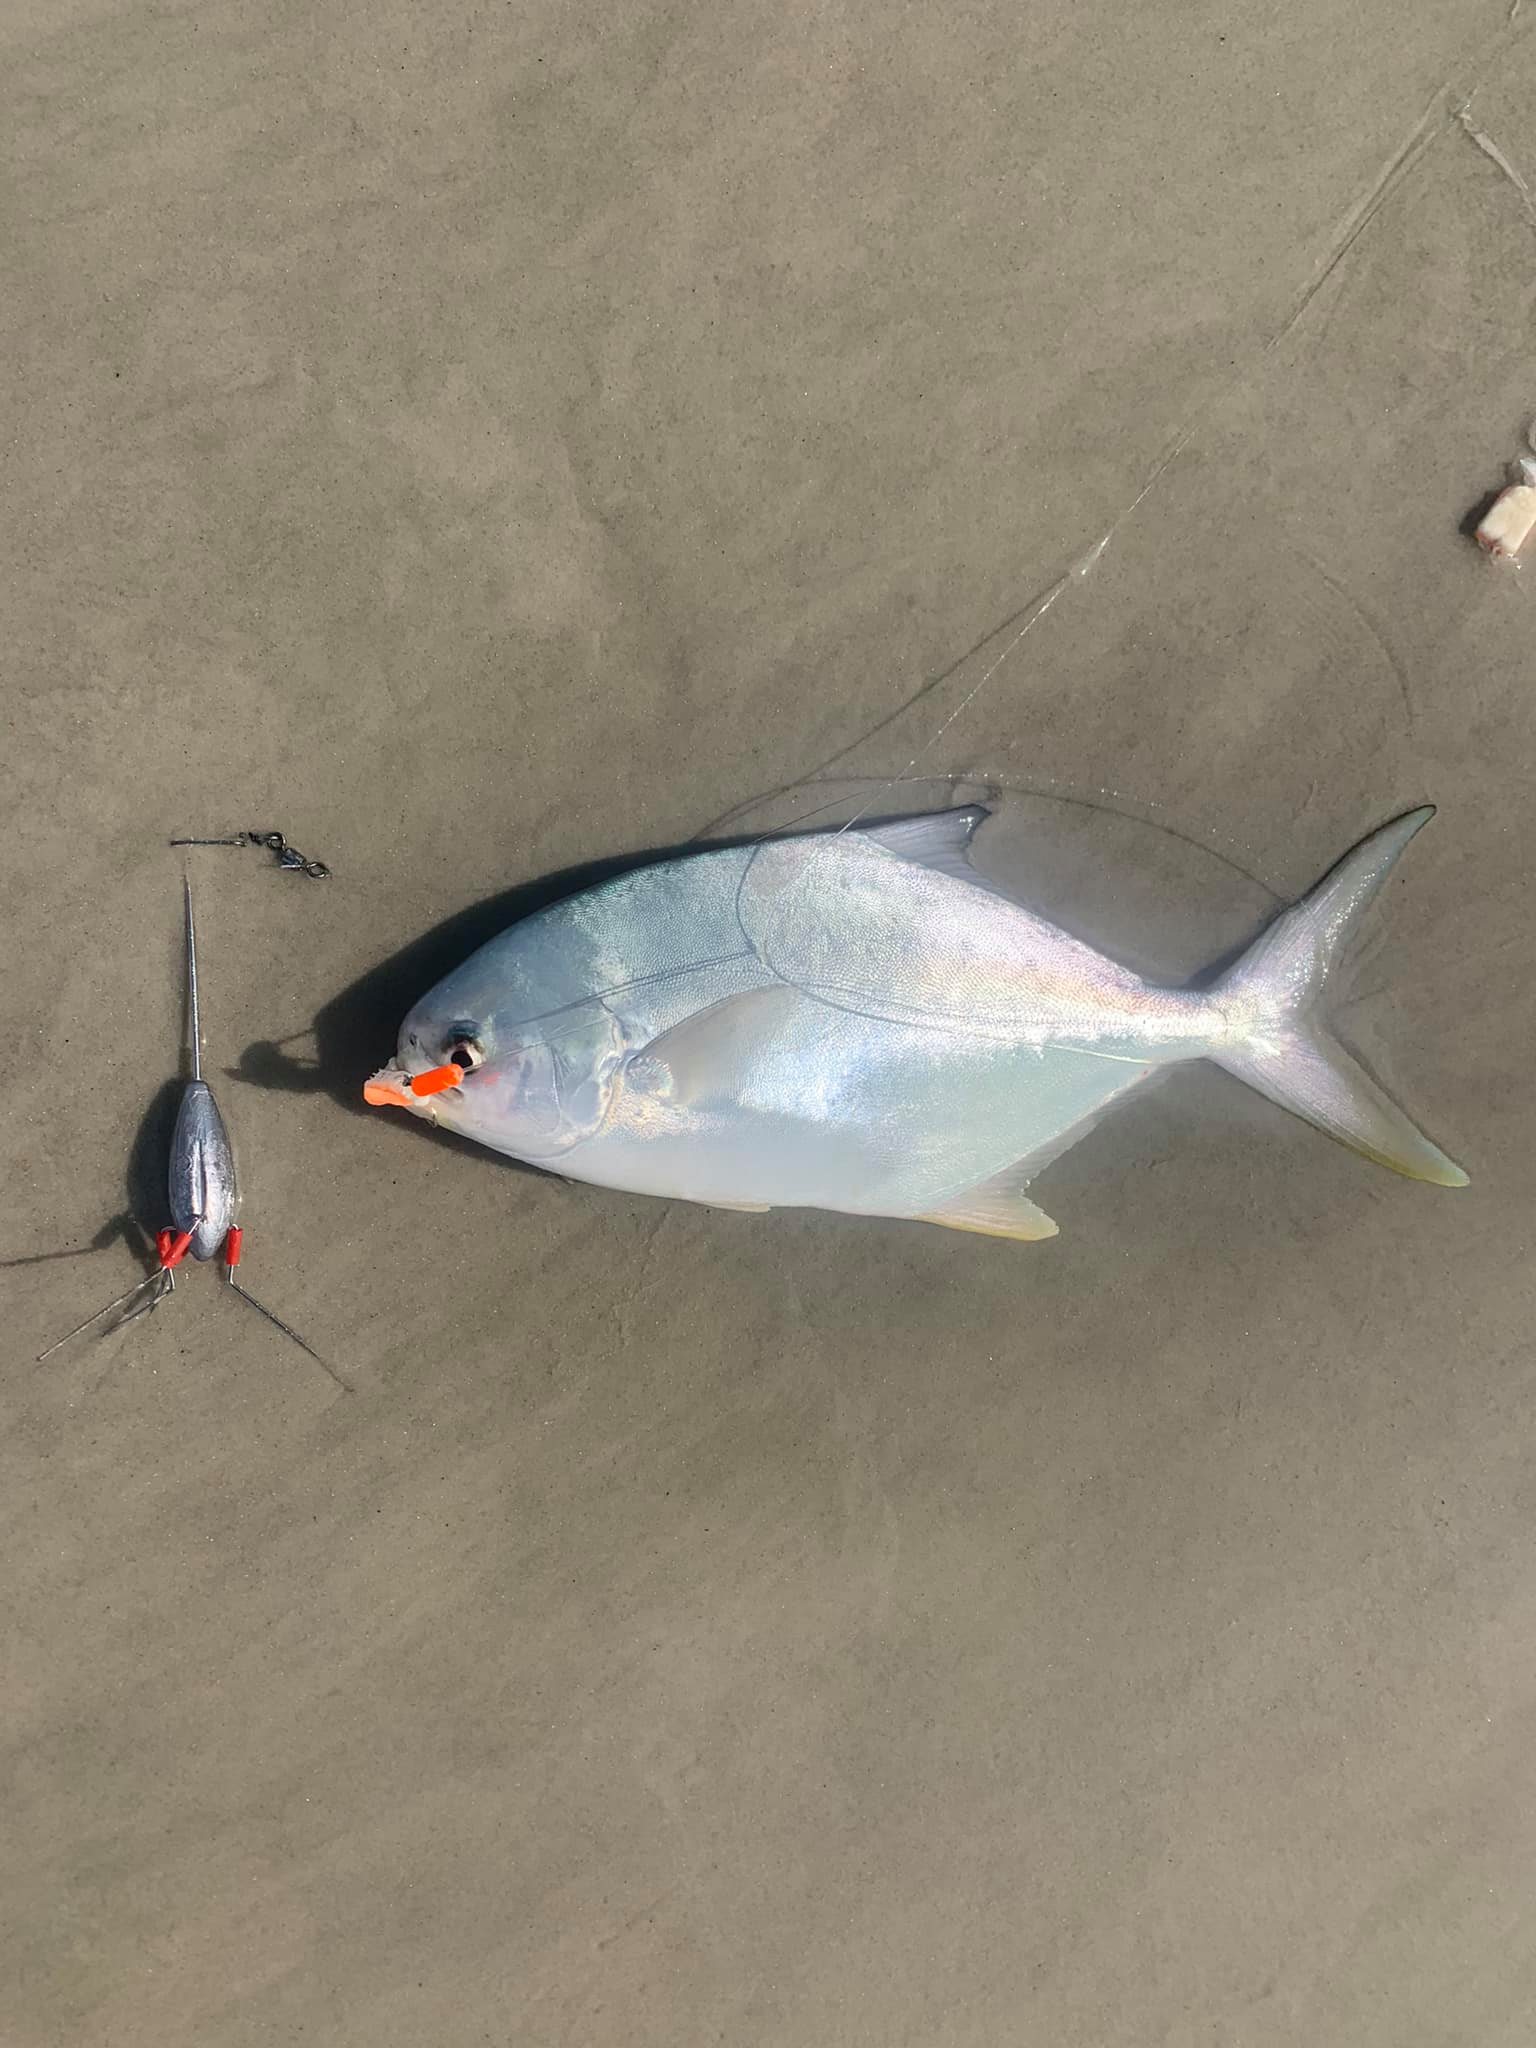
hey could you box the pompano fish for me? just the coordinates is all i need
[363,806,1467,1238]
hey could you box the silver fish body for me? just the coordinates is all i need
[365,807,1467,1238]
[169,1079,239,1259]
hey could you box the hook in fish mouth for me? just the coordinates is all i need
[363,1063,463,1110]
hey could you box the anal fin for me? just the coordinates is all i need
[916,1163,1059,1242]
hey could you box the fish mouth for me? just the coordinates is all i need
[363,1061,464,1110]
[364,1066,415,1109]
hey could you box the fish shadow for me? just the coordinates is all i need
[229,798,1287,1120]
[229,835,775,1168]
[226,802,1296,1175]
[229,816,991,1154]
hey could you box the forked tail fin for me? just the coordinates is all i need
[1210,808,1468,1187]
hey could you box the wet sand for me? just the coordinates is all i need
[4,3,1534,2042]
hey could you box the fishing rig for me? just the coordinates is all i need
[37,875,348,1392]
[170,828,330,879]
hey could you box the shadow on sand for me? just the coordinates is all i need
[225,834,776,1171]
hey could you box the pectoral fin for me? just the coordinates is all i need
[628,985,812,1107]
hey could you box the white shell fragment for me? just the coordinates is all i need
[1476,456,1536,560]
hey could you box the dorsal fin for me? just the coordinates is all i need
[857,806,990,886]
